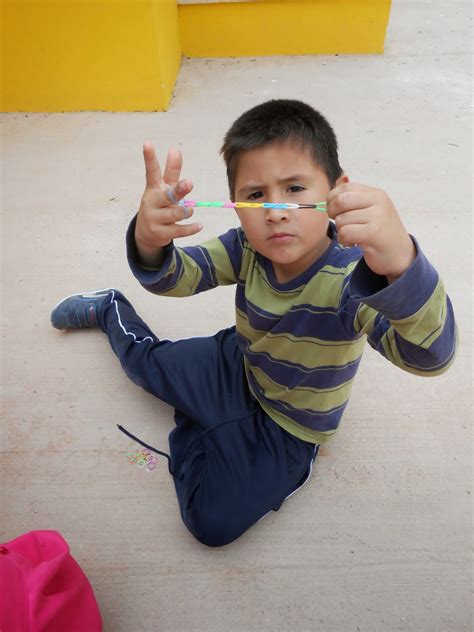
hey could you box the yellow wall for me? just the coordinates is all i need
[1,0,182,112]
[1,0,391,112]
[179,0,392,57]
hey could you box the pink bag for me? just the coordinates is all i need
[0,530,102,632]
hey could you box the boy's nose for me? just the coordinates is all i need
[265,198,290,222]
[265,206,290,222]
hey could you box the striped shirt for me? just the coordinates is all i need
[127,221,457,444]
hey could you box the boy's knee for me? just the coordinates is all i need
[185,507,245,548]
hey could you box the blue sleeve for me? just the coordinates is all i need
[344,237,457,376]
[126,215,243,296]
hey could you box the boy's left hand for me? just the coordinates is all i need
[327,183,416,283]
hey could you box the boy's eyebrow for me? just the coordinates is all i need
[237,175,312,194]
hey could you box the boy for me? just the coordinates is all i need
[51,100,457,547]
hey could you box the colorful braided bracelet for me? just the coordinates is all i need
[180,200,327,211]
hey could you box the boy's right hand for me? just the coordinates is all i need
[134,143,203,267]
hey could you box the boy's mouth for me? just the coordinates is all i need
[268,232,295,242]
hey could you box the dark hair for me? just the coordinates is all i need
[220,99,343,198]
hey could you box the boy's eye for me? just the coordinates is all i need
[287,185,305,194]
[248,191,263,200]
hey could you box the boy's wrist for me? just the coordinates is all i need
[134,239,168,269]
[351,235,439,322]
[385,237,417,284]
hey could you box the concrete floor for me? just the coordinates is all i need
[1,1,472,630]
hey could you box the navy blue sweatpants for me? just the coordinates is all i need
[98,290,318,547]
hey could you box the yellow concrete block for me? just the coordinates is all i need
[1,0,182,112]
[179,0,392,56]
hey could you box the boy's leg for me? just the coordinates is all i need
[53,289,318,546]
[96,290,318,546]
[170,408,318,547]
[96,290,255,426]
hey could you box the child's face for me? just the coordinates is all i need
[233,140,344,283]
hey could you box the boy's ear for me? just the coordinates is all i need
[335,174,349,186]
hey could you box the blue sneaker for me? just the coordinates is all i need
[51,289,114,330]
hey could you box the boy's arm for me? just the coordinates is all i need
[345,239,457,375]
[127,217,242,296]
[128,142,241,295]
[327,182,416,282]
[327,183,457,375]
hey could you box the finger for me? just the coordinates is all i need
[143,179,194,211]
[337,223,370,248]
[143,142,162,189]
[327,190,375,219]
[333,208,371,229]
[327,182,372,206]
[163,148,183,187]
[155,221,203,243]
[148,203,196,226]
[172,222,204,240]
[165,179,193,206]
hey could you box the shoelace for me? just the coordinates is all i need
[117,424,172,472]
